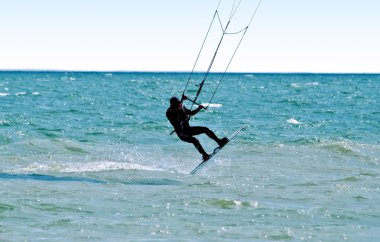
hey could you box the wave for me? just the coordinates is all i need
[244,74,255,78]
[15,92,27,96]
[0,120,11,126]
[246,138,380,166]
[14,161,165,173]
[291,82,319,88]
[206,198,259,209]
[0,92,39,97]
[335,176,361,182]
[0,172,181,186]
[279,98,310,107]
[0,172,104,184]
[317,140,379,161]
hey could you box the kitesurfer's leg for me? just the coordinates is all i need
[188,126,228,148]
[178,133,210,160]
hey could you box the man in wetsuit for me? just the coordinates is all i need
[166,95,228,161]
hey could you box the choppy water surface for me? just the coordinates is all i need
[1,71,379,241]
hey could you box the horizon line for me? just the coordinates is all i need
[0,69,379,75]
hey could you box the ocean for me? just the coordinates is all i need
[0,71,379,241]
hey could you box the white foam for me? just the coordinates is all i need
[0,93,10,97]
[0,120,11,125]
[201,103,222,108]
[291,83,300,88]
[233,200,242,206]
[60,161,164,173]
[244,74,256,78]
[16,92,27,96]
[287,118,302,125]
[291,82,319,88]
[16,161,164,173]
[15,163,50,173]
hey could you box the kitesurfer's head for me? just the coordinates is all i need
[170,96,183,110]
[170,96,180,106]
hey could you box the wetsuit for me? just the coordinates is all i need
[166,105,222,157]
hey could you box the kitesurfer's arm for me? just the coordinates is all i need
[188,105,205,116]
[181,95,205,116]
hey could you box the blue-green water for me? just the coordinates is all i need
[1,71,379,241]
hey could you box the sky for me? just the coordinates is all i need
[0,0,379,73]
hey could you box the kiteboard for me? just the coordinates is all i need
[189,124,247,175]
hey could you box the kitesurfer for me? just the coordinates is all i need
[166,95,228,161]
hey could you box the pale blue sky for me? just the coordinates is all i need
[0,0,379,73]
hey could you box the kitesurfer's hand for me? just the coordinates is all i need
[198,104,205,109]
[181,95,188,101]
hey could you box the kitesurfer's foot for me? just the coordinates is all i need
[218,137,228,148]
[202,153,210,161]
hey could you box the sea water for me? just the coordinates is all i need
[0,71,379,241]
